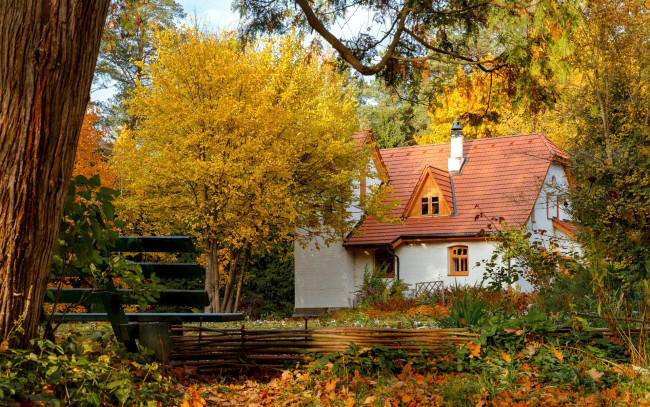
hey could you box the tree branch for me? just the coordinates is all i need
[293,0,409,75]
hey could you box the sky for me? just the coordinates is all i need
[177,0,241,31]
[91,0,382,103]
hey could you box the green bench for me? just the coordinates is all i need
[45,236,244,356]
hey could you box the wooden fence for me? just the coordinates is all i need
[169,325,648,372]
[169,326,479,372]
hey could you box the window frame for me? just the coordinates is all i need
[420,195,442,217]
[448,245,469,276]
[421,197,429,216]
[431,196,440,215]
[374,249,396,278]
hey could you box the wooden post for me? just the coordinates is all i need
[138,323,172,362]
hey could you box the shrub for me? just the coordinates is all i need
[351,266,408,309]
[435,284,489,328]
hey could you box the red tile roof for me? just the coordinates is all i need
[352,129,388,180]
[552,219,576,237]
[344,133,569,247]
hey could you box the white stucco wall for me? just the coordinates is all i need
[394,240,519,290]
[294,237,355,308]
[527,163,576,251]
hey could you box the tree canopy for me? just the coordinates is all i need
[94,0,184,130]
[113,28,394,312]
[234,0,578,109]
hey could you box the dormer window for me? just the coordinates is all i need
[404,166,454,218]
[421,196,441,216]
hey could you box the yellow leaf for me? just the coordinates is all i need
[0,340,9,352]
[364,396,376,404]
[587,367,604,381]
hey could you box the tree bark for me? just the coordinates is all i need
[205,239,221,313]
[222,248,241,314]
[233,245,251,313]
[0,0,110,347]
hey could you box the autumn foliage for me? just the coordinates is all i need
[73,106,115,187]
[113,28,394,313]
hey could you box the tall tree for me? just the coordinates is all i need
[235,0,578,106]
[357,79,431,148]
[563,0,650,362]
[0,1,110,347]
[94,0,184,130]
[113,28,395,313]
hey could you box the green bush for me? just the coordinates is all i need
[0,325,172,406]
[435,284,489,328]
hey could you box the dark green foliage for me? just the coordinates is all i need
[234,0,579,111]
[435,284,489,328]
[0,325,171,406]
[310,344,410,378]
[242,242,295,318]
[47,175,164,335]
[351,266,408,309]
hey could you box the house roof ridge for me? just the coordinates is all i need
[379,132,552,153]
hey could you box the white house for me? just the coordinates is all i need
[294,122,575,315]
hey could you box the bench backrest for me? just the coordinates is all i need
[45,236,209,348]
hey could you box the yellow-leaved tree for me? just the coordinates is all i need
[113,28,393,313]
[416,67,576,147]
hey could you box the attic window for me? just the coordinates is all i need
[421,196,440,216]
[449,246,469,276]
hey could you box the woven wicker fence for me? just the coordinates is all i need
[169,326,479,372]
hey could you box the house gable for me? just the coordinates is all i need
[402,166,454,218]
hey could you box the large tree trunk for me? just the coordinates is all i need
[0,1,110,347]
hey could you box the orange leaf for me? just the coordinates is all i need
[501,351,511,363]
[466,342,481,359]
[552,347,564,361]
[325,379,337,394]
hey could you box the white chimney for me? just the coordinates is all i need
[448,118,465,173]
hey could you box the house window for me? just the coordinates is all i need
[547,193,560,220]
[374,249,395,278]
[431,196,439,215]
[421,196,441,216]
[449,246,469,276]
